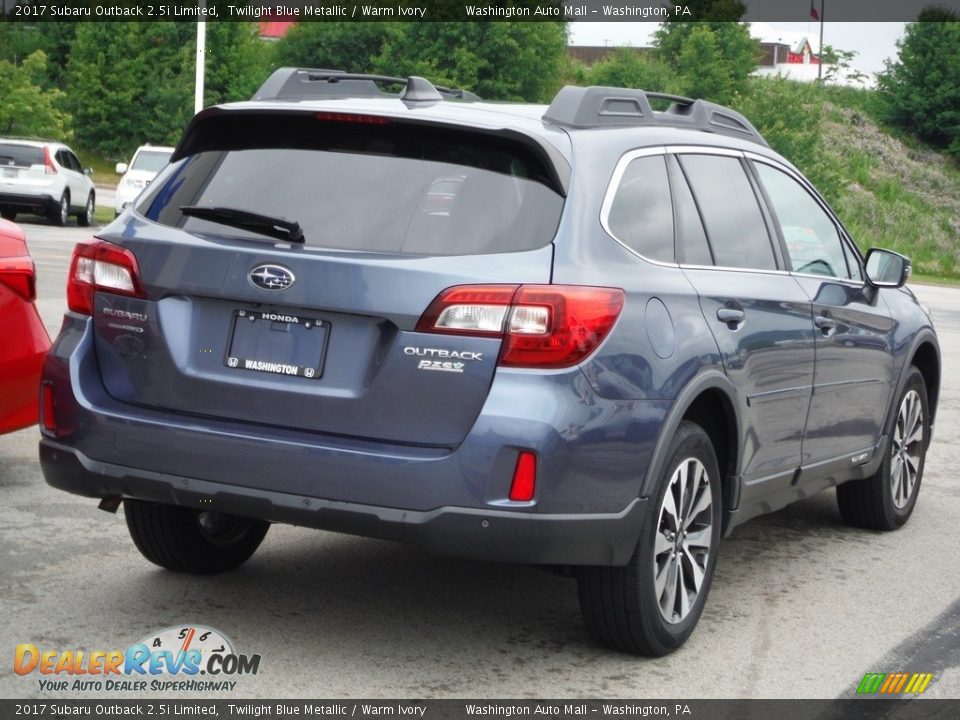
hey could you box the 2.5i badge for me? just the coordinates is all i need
[404,346,482,374]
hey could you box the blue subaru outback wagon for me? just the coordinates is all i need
[40,70,940,656]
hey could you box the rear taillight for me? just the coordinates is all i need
[0,256,37,301]
[67,239,146,315]
[43,146,57,175]
[416,284,625,369]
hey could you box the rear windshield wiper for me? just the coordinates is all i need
[180,205,305,244]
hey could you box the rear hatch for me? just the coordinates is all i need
[0,143,46,188]
[92,109,567,447]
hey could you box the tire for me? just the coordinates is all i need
[0,209,15,221]
[52,192,69,226]
[578,420,722,656]
[837,367,929,531]
[124,499,269,575]
[77,193,95,227]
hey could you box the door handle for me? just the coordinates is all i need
[716,307,745,326]
[814,315,837,334]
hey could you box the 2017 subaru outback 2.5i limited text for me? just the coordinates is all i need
[40,70,940,656]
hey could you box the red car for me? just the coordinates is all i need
[0,219,51,434]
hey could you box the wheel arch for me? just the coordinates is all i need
[910,339,940,430]
[641,371,741,518]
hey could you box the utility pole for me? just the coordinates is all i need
[194,0,207,114]
[817,0,826,82]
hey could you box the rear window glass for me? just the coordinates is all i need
[131,150,172,173]
[0,144,43,167]
[141,117,564,256]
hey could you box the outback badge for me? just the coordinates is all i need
[249,264,295,291]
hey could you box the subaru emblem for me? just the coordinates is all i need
[249,264,295,291]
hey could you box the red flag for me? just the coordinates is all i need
[810,0,820,20]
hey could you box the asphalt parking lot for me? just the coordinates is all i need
[1,218,958,699]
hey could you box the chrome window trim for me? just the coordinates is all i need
[600,145,749,269]
[600,144,862,281]
[599,146,680,268]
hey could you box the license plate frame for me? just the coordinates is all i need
[224,309,329,380]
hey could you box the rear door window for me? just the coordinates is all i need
[141,117,565,256]
[678,154,778,271]
[667,155,713,266]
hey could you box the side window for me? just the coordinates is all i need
[606,155,674,263]
[67,152,83,173]
[754,162,850,279]
[667,155,713,266]
[678,154,778,271]
[54,150,67,168]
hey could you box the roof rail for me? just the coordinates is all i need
[253,68,481,104]
[542,86,768,147]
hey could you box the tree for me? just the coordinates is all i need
[586,48,678,94]
[0,50,71,138]
[877,12,960,158]
[272,22,395,73]
[374,23,569,101]
[819,45,868,86]
[654,22,759,104]
[65,22,273,159]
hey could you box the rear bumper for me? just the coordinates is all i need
[0,191,58,215]
[40,441,646,565]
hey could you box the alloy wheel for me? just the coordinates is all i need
[654,457,713,624]
[891,389,924,509]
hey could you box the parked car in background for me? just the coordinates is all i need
[115,145,174,216]
[40,70,940,656]
[0,219,51,434]
[0,139,96,226]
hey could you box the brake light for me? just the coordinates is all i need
[66,239,146,315]
[315,111,390,125]
[0,256,36,301]
[417,284,624,369]
[509,451,537,502]
[43,146,57,175]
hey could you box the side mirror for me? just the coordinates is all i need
[115,163,128,174]
[865,248,910,288]
[84,167,93,177]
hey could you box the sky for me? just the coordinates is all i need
[568,22,906,78]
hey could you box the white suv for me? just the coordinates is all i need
[115,145,174,216]
[0,139,96,226]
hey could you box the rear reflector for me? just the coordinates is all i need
[41,382,57,433]
[509,451,537,502]
[0,255,37,301]
[417,284,625,368]
[67,239,146,315]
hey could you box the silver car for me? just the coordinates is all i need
[0,139,96,226]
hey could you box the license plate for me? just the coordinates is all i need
[2,168,17,178]
[224,309,328,379]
